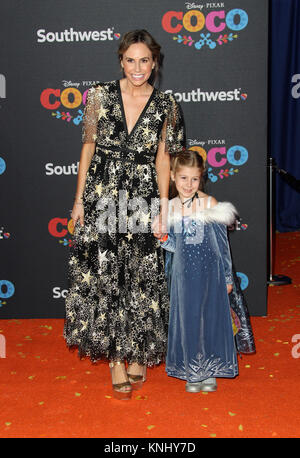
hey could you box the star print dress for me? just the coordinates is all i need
[64,80,185,365]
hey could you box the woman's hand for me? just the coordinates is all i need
[70,142,95,228]
[71,202,84,227]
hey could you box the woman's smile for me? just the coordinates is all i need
[131,73,145,80]
[121,43,154,88]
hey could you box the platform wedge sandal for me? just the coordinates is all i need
[109,361,133,400]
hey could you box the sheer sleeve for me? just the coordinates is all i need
[82,87,99,144]
[160,94,186,154]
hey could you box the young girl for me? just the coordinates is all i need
[155,149,254,392]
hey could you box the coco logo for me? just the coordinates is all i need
[0,280,15,308]
[40,87,88,110]
[189,141,249,182]
[162,7,248,50]
[48,217,74,247]
[40,86,89,126]
[236,272,249,290]
[0,157,6,175]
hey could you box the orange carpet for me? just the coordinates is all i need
[0,232,300,439]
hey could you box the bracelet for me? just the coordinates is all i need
[159,234,168,243]
[74,196,83,204]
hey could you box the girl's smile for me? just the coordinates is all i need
[171,166,202,201]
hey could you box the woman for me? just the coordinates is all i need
[64,30,185,399]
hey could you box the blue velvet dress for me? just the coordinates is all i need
[161,197,240,382]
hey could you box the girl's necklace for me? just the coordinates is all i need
[180,192,199,208]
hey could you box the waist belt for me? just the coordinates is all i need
[95,144,155,164]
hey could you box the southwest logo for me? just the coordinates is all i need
[0,226,10,240]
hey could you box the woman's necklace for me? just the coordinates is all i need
[180,192,199,208]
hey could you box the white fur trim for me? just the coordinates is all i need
[169,199,238,226]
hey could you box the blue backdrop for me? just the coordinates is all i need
[270,0,300,231]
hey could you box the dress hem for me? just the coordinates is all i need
[166,369,239,382]
[64,340,166,367]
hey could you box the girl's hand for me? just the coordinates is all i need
[227,284,233,294]
[71,202,84,227]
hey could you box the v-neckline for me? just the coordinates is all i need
[117,79,156,138]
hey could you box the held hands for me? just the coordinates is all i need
[152,198,169,240]
[71,201,84,227]
[152,213,167,240]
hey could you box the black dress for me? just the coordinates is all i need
[64,80,185,365]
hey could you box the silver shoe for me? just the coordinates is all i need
[200,377,217,392]
[185,382,202,393]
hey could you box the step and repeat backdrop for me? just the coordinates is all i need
[0,0,268,318]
